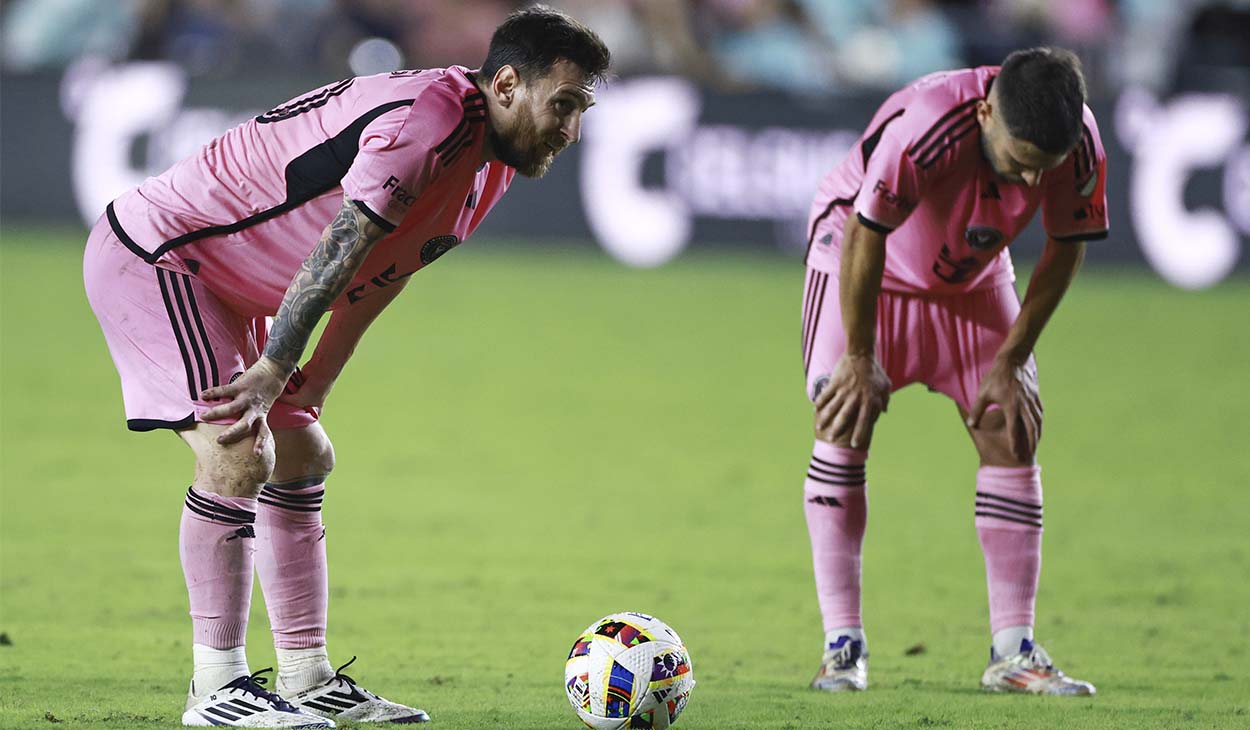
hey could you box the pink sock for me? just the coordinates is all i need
[180,488,257,648]
[975,465,1043,633]
[804,441,868,632]
[255,478,328,649]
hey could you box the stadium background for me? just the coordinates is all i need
[1,1,1247,728]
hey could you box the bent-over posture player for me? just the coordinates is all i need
[84,7,609,727]
[800,47,1106,695]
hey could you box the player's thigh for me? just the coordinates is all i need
[179,422,277,497]
[85,224,259,432]
[270,422,336,484]
[802,266,922,402]
[935,285,1039,466]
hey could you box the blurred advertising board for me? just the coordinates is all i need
[2,61,1247,288]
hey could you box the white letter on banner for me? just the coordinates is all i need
[1118,89,1246,289]
[580,78,700,267]
[67,62,187,225]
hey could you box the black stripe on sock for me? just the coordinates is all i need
[810,456,866,473]
[806,471,865,487]
[257,498,323,513]
[975,491,1042,510]
[975,501,1042,520]
[975,510,1042,528]
[186,488,256,522]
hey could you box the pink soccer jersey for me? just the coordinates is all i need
[106,65,515,316]
[806,66,1108,295]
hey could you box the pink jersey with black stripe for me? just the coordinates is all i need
[107,66,515,316]
[806,66,1108,295]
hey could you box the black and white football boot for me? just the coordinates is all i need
[282,657,430,724]
[183,668,334,727]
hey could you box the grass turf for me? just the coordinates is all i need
[1,227,1247,729]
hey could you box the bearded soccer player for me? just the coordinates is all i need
[84,7,608,727]
[800,48,1106,695]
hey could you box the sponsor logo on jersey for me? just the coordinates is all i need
[872,179,915,211]
[383,176,417,207]
[421,235,461,265]
[964,225,1004,251]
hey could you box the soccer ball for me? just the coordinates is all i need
[564,612,695,730]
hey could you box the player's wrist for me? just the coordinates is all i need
[258,354,298,381]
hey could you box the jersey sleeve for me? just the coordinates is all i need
[852,122,925,234]
[1042,107,1109,243]
[340,85,463,231]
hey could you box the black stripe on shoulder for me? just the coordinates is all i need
[352,200,396,233]
[856,212,893,235]
[136,99,414,261]
[861,109,905,170]
[916,113,978,168]
[1051,230,1108,243]
[127,415,196,432]
[908,98,979,158]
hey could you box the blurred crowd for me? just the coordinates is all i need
[3,0,1248,95]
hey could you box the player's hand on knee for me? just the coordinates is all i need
[200,356,288,452]
[967,357,1042,462]
[816,353,891,449]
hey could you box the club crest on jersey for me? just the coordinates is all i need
[421,235,461,265]
[964,226,1003,251]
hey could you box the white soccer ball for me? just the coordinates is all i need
[564,612,695,730]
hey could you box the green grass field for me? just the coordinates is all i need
[1,227,1248,729]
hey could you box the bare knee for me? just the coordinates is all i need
[179,424,276,498]
[270,424,335,484]
[965,408,1037,467]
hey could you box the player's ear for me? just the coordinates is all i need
[976,98,992,126]
[492,65,520,107]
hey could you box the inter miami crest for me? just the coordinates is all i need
[420,234,461,265]
[964,225,1004,251]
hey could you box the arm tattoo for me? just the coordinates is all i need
[264,199,379,371]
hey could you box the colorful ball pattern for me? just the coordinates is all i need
[564,612,695,730]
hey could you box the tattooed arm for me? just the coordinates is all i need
[201,196,390,450]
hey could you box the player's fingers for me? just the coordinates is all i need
[851,400,876,449]
[252,418,273,457]
[200,384,237,402]
[830,393,859,439]
[813,380,838,409]
[816,390,847,431]
[200,398,248,422]
[215,413,257,445]
[966,393,989,429]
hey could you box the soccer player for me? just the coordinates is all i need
[83,7,609,727]
[800,48,1106,695]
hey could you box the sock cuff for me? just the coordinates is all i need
[807,442,867,489]
[259,478,326,514]
[185,488,257,525]
[975,466,1043,531]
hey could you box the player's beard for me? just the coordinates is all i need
[490,104,561,178]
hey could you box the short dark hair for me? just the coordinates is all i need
[996,47,1087,154]
[480,5,611,85]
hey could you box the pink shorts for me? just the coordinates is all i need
[800,266,1036,413]
[83,217,318,432]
